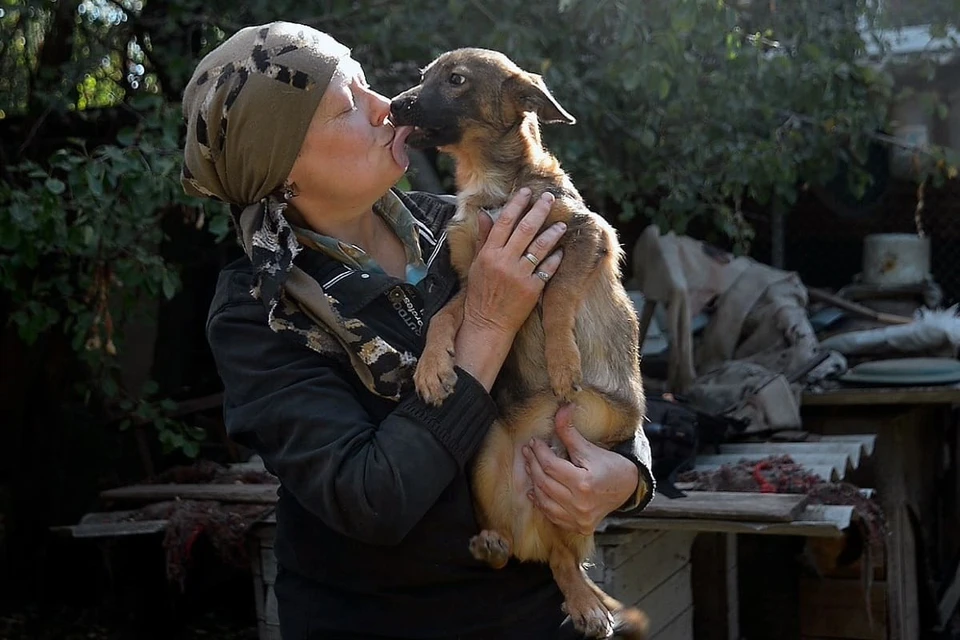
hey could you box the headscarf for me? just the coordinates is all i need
[181,22,418,400]
[181,21,347,205]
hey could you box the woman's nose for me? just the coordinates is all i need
[367,90,392,126]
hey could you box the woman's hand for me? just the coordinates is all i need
[464,188,564,335]
[454,188,565,390]
[523,404,640,535]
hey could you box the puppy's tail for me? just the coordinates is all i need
[589,577,649,640]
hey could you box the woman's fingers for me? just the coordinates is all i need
[503,192,556,256]
[484,188,532,248]
[530,249,562,287]
[521,222,566,273]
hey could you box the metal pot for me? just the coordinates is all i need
[862,233,931,286]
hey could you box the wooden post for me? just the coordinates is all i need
[874,410,922,640]
[692,532,739,640]
[771,200,786,269]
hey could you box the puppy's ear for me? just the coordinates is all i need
[504,72,576,125]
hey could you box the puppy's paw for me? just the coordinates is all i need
[545,344,582,401]
[469,530,511,570]
[563,594,615,639]
[548,363,583,402]
[414,346,457,406]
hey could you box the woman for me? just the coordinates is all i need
[183,21,654,640]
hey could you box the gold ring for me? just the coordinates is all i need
[523,252,540,267]
[535,270,550,282]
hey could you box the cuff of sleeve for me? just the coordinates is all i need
[612,440,656,516]
[395,366,498,469]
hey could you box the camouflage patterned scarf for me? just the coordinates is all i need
[181,22,417,400]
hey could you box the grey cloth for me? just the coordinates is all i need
[632,224,820,433]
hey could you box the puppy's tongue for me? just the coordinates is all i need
[391,126,413,169]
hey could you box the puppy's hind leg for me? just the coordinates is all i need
[586,573,649,640]
[551,543,614,638]
[469,529,512,569]
[414,290,465,406]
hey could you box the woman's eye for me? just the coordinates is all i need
[449,73,465,86]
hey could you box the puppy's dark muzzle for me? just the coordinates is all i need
[390,93,421,127]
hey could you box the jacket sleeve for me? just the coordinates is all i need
[206,298,499,547]
[611,426,656,515]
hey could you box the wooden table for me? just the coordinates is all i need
[801,384,960,640]
[58,484,850,640]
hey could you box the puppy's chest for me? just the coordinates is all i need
[453,202,503,224]
[451,193,586,230]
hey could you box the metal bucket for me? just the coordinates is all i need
[862,233,930,286]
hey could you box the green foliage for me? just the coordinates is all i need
[340,0,959,249]
[117,380,207,458]
[0,92,227,457]
[2,0,959,455]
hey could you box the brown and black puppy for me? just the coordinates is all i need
[391,48,648,639]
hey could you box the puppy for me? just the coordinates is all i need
[391,48,648,639]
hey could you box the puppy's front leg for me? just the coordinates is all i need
[540,228,600,401]
[414,290,465,405]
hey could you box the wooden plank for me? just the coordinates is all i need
[601,505,854,538]
[799,577,887,639]
[876,411,922,640]
[638,563,692,637]
[691,534,729,640]
[594,530,666,572]
[937,558,960,630]
[818,435,877,457]
[697,453,852,468]
[605,531,696,608]
[651,605,693,640]
[250,540,266,623]
[725,534,739,640]
[719,442,866,467]
[100,483,279,505]
[260,546,277,585]
[264,583,279,626]
[802,385,960,407]
[258,624,282,640]
[690,463,839,482]
[50,520,167,538]
[79,509,142,524]
[637,491,807,522]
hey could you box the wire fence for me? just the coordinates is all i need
[748,177,960,308]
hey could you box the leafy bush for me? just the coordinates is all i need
[1,0,958,455]
[0,92,229,455]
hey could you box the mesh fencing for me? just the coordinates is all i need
[747,177,960,307]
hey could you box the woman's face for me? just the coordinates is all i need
[287,57,411,213]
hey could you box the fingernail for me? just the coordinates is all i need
[519,187,531,196]
[554,222,566,232]
[527,490,535,501]
[522,445,531,458]
[541,192,555,203]
[529,438,536,448]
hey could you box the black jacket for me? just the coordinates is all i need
[205,191,654,638]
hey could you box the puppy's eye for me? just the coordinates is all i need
[449,73,465,86]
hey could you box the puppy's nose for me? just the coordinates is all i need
[390,96,415,115]
[390,96,418,126]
